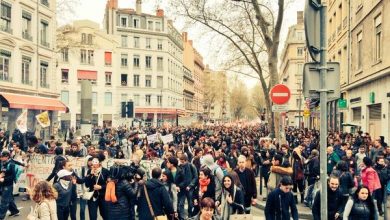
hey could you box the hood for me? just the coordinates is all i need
[146,178,164,190]
[202,154,215,168]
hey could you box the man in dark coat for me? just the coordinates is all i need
[312,175,345,220]
[137,168,174,220]
[265,176,298,220]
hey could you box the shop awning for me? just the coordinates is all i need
[77,70,97,80]
[0,93,67,111]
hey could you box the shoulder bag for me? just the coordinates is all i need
[144,185,168,220]
[82,171,101,200]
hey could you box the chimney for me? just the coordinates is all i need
[136,0,142,14]
[297,11,303,24]
[182,32,188,42]
[106,0,118,9]
[156,9,164,17]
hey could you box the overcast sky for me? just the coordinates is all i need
[65,0,304,88]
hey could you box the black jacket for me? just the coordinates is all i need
[312,186,345,220]
[265,188,298,220]
[84,168,110,199]
[219,187,245,216]
[137,178,174,220]
[172,167,186,189]
[192,178,216,215]
[0,159,15,187]
[234,168,257,199]
[107,180,139,220]
[178,162,198,190]
[46,155,67,182]
[53,181,73,207]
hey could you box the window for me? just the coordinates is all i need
[40,20,49,47]
[352,107,361,121]
[133,74,140,87]
[157,95,162,106]
[40,0,49,7]
[157,57,163,71]
[87,50,94,64]
[92,92,97,105]
[121,54,128,67]
[145,75,151,87]
[374,15,382,62]
[1,1,12,33]
[105,72,112,85]
[145,95,151,106]
[145,56,152,69]
[121,17,127,27]
[133,18,139,28]
[22,11,32,40]
[146,38,151,49]
[155,21,161,31]
[81,33,86,44]
[0,51,10,81]
[121,35,128,47]
[40,61,48,88]
[87,34,93,45]
[148,20,153,30]
[357,32,362,69]
[134,37,140,48]
[80,49,86,63]
[121,74,128,86]
[297,31,303,40]
[104,51,112,65]
[297,47,303,56]
[157,76,163,88]
[61,91,69,105]
[104,92,112,106]
[61,69,68,83]
[21,56,31,85]
[134,94,140,106]
[157,40,163,50]
[133,55,140,68]
[61,48,69,62]
[297,63,303,75]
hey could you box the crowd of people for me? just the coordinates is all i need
[0,125,388,220]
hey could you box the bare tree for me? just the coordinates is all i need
[250,84,267,119]
[56,0,80,25]
[171,0,284,137]
[229,79,249,120]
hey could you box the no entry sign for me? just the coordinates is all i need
[270,84,291,105]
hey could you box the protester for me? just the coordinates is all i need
[234,155,257,214]
[192,167,216,215]
[0,150,20,219]
[189,197,220,220]
[53,169,73,220]
[28,181,58,220]
[47,147,67,183]
[360,157,381,195]
[161,169,178,219]
[342,186,378,220]
[291,146,306,203]
[177,154,198,219]
[217,175,245,220]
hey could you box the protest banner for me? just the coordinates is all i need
[16,109,28,133]
[147,134,159,143]
[160,134,174,144]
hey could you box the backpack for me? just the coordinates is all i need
[7,162,23,183]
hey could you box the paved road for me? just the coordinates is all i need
[10,194,266,220]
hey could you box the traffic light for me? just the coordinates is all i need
[126,101,134,118]
[121,102,126,118]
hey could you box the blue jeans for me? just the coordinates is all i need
[178,188,194,219]
[79,198,87,220]
[0,185,19,219]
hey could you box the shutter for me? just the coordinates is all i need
[352,107,361,121]
[369,104,381,120]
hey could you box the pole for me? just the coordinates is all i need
[319,2,328,220]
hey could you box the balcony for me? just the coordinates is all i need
[0,75,12,82]
[61,79,68,84]
[343,17,348,29]
[105,82,112,86]
[21,79,33,86]
[0,25,12,34]
[41,41,50,48]
[121,81,128,86]
[40,83,49,88]
[22,31,33,41]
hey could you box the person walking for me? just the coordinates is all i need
[177,154,198,219]
[27,181,58,220]
[188,197,220,220]
[234,155,257,214]
[360,157,381,195]
[217,175,245,220]
[291,146,306,203]
[0,150,20,219]
[192,167,216,216]
[264,176,298,220]
[46,147,67,183]
[53,169,74,220]
[342,186,378,220]
[161,169,178,219]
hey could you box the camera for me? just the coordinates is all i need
[109,162,145,182]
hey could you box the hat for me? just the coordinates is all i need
[1,150,10,157]
[57,169,73,179]
[279,176,293,186]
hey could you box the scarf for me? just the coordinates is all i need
[220,186,236,220]
[105,180,117,203]
[59,179,70,189]
[199,178,211,193]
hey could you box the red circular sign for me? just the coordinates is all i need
[269,84,291,105]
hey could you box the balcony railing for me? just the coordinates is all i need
[105,82,112,86]
[40,83,49,88]
[22,31,33,41]
[0,25,13,34]
[0,75,12,82]
[41,41,50,48]
[61,79,68,84]
[22,79,33,86]
[121,81,128,86]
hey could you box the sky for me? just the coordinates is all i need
[65,0,305,89]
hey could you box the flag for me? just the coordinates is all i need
[36,111,50,128]
[16,109,28,133]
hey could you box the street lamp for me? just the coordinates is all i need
[232,0,274,30]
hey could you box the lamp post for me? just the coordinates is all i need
[232,0,274,30]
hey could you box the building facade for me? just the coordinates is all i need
[103,0,185,126]
[0,0,65,137]
[57,20,120,129]
[182,32,195,115]
[279,12,306,128]
[326,0,389,141]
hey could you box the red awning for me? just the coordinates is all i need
[104,52,112,65]
[0,93,67,111]
[77,70,97,80]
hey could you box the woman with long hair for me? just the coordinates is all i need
[342,186,378,220]
[189,197,220,220]
[161,169,178,218]
[217,175,245,220]
[333,161,354,203]
[291,146,306,203]
[192,167,215,215]
[27,181,58,220]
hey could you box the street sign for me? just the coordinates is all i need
[272,104,289,112]
[304,0,321,62]
[270,84,291,105]
[303,62,340,100]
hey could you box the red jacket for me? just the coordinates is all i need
[361,166,381,193]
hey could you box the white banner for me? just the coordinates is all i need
[160,134,174,144]
[15,109,28,133]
